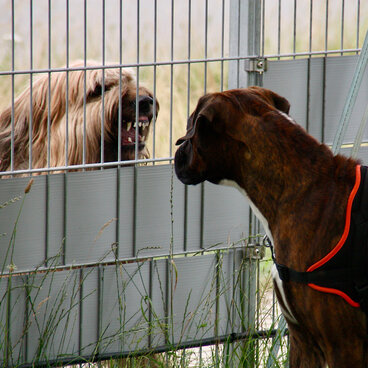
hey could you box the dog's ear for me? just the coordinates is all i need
[248,86,290,114]
[176,107,215,146]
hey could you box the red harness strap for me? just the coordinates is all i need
[307,165,362,308]
[274,164,368,312]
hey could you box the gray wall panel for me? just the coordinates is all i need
[0,275,26,365]
[203,182,249,249]
[150,259,168,347]
[135,165,185,257]
[263,59,308,129]
[324,55,368,145]
[308,58,324,141]
[170,254,217,344]
[264,55,368,151]
[26,270,80,361]
[65,170,117,264]
[100,262,150,353]
[79,267,99,357]
[185,185,202,251]
[118,167,135,258]
[0,176,46,271]
[47,174,66,261]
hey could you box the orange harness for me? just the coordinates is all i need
[275,165,368,312]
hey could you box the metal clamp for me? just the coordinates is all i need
[245,243,265,260]
[245,57,267,74]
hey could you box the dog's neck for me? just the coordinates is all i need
[223,115,358,270]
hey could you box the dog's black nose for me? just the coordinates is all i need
[138,96,153,112]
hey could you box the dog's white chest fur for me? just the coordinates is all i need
[219,179,299,325]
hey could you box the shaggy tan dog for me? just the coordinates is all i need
[0,61,158,174]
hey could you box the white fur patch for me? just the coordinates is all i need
[219,179,299,325]
[271,264,299,325]
[278,111,297,125]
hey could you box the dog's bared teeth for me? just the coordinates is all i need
[139,122,142,128]
[127,122,132,132]
[133,122,137,128]
[128,137,132,143]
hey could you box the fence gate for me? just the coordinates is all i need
[0,0,367,367]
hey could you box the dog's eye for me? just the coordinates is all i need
[88,84,112,99]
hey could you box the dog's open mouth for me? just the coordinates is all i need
[121,115,152,159]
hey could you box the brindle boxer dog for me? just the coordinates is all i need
[174,86,367,368]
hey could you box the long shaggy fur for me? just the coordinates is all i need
[0,61,158,174]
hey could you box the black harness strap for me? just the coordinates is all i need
[270,165,368,316]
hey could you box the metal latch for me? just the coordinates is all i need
[245,58,267,74]
[244,243,265,260]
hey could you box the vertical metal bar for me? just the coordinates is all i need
[293,0,297,59]
[97,265,103,357]
[220,0,225,91]
[325,0,329,53]
[24,274,30,363]
[152,0,158,161]
[83,0,87,167]
[116,0,123,259]
[169,0,174,157]
[309,0,313,54]
[65,0,70,168]
[101,0,106,166]
[277,0,281,59]
[236,0,241,88]
[322,57,327,143]
[10,0,15,173]
[135,0,140,161]
[78,268,83,356]
[47,0,51,168]
[261,0,265,58]
[29,0,33,173]
[148,260,153,349]
[133,167,137,257]
[357,0,361,52]
[187,0,191,119]
[306,0,313,133]
[341,0,345,55]
[204,0,208,94]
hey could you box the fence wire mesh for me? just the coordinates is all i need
[0,0,367,367]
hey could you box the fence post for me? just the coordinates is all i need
[229,1,263,367]
[228,0,263,89]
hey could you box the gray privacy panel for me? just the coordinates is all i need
[26,269,80,362]
[0,275,26,365]
[185,184,202,251]
[135,165,185,257]
[100,262,150,354]
[65,169,118,264]
[307,58,325,141]
[79,267,99,357]
[203,182,249,248]
[169,254,217,344]
[47,174,66,260]
[264,55,368,148]
[118,166,135,258]
[263,58,308,129]
[0,175,46,271]
[0,165,252,272]
[324,55,368,145]
[218,250,247,335]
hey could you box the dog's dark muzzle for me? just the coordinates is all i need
[174,140,206,185]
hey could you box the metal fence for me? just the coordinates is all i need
[0,0,368,367]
